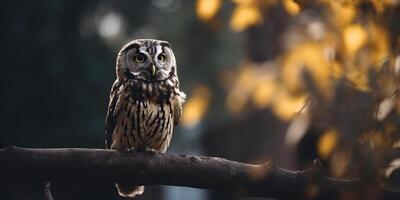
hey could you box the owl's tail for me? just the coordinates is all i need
[115,183,144,198]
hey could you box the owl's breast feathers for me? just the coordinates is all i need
[105,76,185,152]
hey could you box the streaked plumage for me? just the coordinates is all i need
[105,39,185,197]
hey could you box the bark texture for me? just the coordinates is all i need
[0,146,397,199]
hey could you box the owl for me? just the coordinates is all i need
[105,39,185,197]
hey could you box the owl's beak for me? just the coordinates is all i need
[150,64,156,76]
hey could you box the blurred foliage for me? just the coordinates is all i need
[182,85,211,128]
[196,0,222,21]
[194,0,400,198]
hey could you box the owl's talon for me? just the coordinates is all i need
[125,147,136,153]
[144,148,158,155]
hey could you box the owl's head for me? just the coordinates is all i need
[116,39,177,82]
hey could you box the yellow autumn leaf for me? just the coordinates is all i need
[226,66,254,113]
[182,85,211,128]
[283,0,300,15]
[371,0,386,14]
[251,80,277,108]
[271,88,307,121]
[346,68,371,92]
[325,0,356,27]
[341,24,389,92]
[196,0,222,21]
[281,42,333,97]
[226,63,279,113]
[369,24,390,65]
[343,24,368,56]
[318,129,338,159]
[230,5,263,31]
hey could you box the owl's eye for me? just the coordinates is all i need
[133,54,146,63]
[157,53,167,62]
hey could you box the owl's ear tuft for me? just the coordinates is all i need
[121,41,140,53]
[159,41,171,48]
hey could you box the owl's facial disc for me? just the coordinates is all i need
[121,39,175,82]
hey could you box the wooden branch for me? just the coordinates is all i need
[0,146,397,199]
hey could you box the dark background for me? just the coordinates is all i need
[0,0,241,149]
[0,1,260,200]
[1,0,399,200]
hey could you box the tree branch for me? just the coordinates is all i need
[0,146,397,199]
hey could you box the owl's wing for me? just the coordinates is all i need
[105,80,120,149]
[173,91,186,126]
